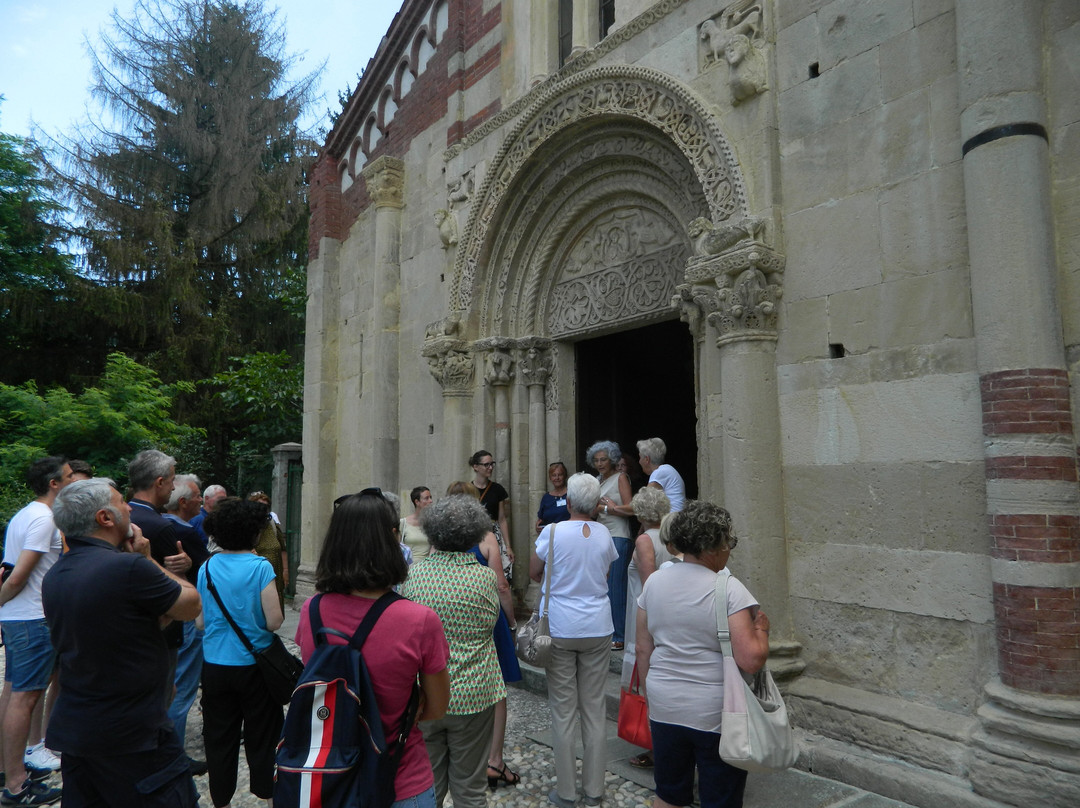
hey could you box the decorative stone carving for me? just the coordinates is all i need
[475,337,516,386]
[448,170,474,208]
[547,244,687,338]
[687,242,785,345]
[422,313,472,394]
[563,209,680,277]
[449,65,749,314]
[434,209,458,248]
[700,1,767,105]
[422,348,474,394]
[673,282,720,342]
[360,156,404,209]
[688,215,765,255]
[518,340,553,387]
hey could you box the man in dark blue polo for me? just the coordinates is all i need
[43,478,201,808]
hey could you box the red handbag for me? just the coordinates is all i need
[617,662,652,749]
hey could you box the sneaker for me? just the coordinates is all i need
[22,770,50,786]
[1,780,62,806]
[22,746,58,773]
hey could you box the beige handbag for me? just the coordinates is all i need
[515,523,556,667]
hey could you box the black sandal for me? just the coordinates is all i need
[487,763,521,789]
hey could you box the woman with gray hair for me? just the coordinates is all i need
[530,473,618,808]
[622,486,673,768]
[636,501,771,808]
[587,440,633,650]
[402,495,506,808]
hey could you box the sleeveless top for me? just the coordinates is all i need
[596,473,630,538]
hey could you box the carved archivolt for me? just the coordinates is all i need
[450,65,749,315]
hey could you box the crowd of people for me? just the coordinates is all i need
[0,435,772,808]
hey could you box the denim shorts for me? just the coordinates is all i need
[2,619,56,692]
[650,720,748,808]
[392,785,436,808]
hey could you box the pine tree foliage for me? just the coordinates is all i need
[49,0,318,381]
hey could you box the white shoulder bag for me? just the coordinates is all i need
[714,573,798,772]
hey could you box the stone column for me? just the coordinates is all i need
[519,339,553,584]
[360,156,404,490]
[955,2,1080,804]
[530,0,557,84]
[422,316,475,489]
[571,0,598,58]
[478,340,515,474]
[683,238,802,679]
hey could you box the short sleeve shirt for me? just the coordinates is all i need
[638,562,757,732]
[198,553,277,665]
[1,501,62,621]
[401,551,505,715]
[534,521,619,638]
[648,465,686,512]
[295,593,449,801]
[42,536,182,755]
[475,481,508,523]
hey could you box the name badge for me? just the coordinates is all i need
[556,498,566,507]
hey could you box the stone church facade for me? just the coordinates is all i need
[301,1,1079,805]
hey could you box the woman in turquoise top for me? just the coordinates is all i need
[197,497,284,808]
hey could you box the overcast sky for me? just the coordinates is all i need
[0,0,405,140]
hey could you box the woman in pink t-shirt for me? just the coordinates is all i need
[296,490,451,808]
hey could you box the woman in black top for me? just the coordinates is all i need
[470,449,513,581]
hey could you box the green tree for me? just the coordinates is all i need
[205,350,302,494]
[49,0,317,384]
[0,353,202,527]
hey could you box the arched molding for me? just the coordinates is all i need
[480,122,704,337]
[449,64,749,318]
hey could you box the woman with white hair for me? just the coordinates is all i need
[530,473,618,808]
[636,437,686,512]
[587,440,633,650]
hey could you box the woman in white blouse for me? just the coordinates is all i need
[530,473,618,808]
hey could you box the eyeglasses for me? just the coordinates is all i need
[478,462,495,468]
[333,487,384,509]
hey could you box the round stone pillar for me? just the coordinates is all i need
[956,1,1080,804]
[422,316,475,490]
[360,156,404,490]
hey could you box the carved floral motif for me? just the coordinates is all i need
[687,243,785,345]
[360,156,404,209]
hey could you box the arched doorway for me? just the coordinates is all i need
[575,320,697,496]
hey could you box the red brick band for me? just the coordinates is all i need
[981,368,1072,436]
[993,582,1080,695]
[989,514,1080,562]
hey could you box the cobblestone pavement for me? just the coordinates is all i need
[184,675,652,808]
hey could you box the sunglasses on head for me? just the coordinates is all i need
[333,487,385,509]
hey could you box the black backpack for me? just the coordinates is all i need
[274,592,420,808]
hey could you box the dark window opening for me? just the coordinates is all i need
[829,343,846,359]
[600,0,615,38]
[809,62,821,79]
[559,0,573,66]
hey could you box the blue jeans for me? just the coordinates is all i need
[1,619,55,691]
[607,536,632,643]
[167,621,203,748]
[392,785,436,808]
[650,720,747,808]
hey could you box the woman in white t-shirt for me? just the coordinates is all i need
[635,501,771,808]
[530,474,618,808]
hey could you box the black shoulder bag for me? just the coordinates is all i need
[204,557,304,704]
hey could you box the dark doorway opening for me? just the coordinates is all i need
[575,319,698,498]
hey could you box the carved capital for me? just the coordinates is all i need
[686,242,785,346]
[518,338,554,387]
[672,283,720,342]
[422,312,473,394]
[475,337,516,387]
[361,156,405,209]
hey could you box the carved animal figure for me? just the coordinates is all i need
[434,208,458,247]
[700,19,726,65]
[688,216,766,255]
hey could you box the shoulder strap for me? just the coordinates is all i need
[539,522,556,616]
[205,558,257,657]
[349,590,403,650]
[714,573,733,658]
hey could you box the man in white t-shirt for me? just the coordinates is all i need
[636,437,686,512]
[0,456,72,804]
